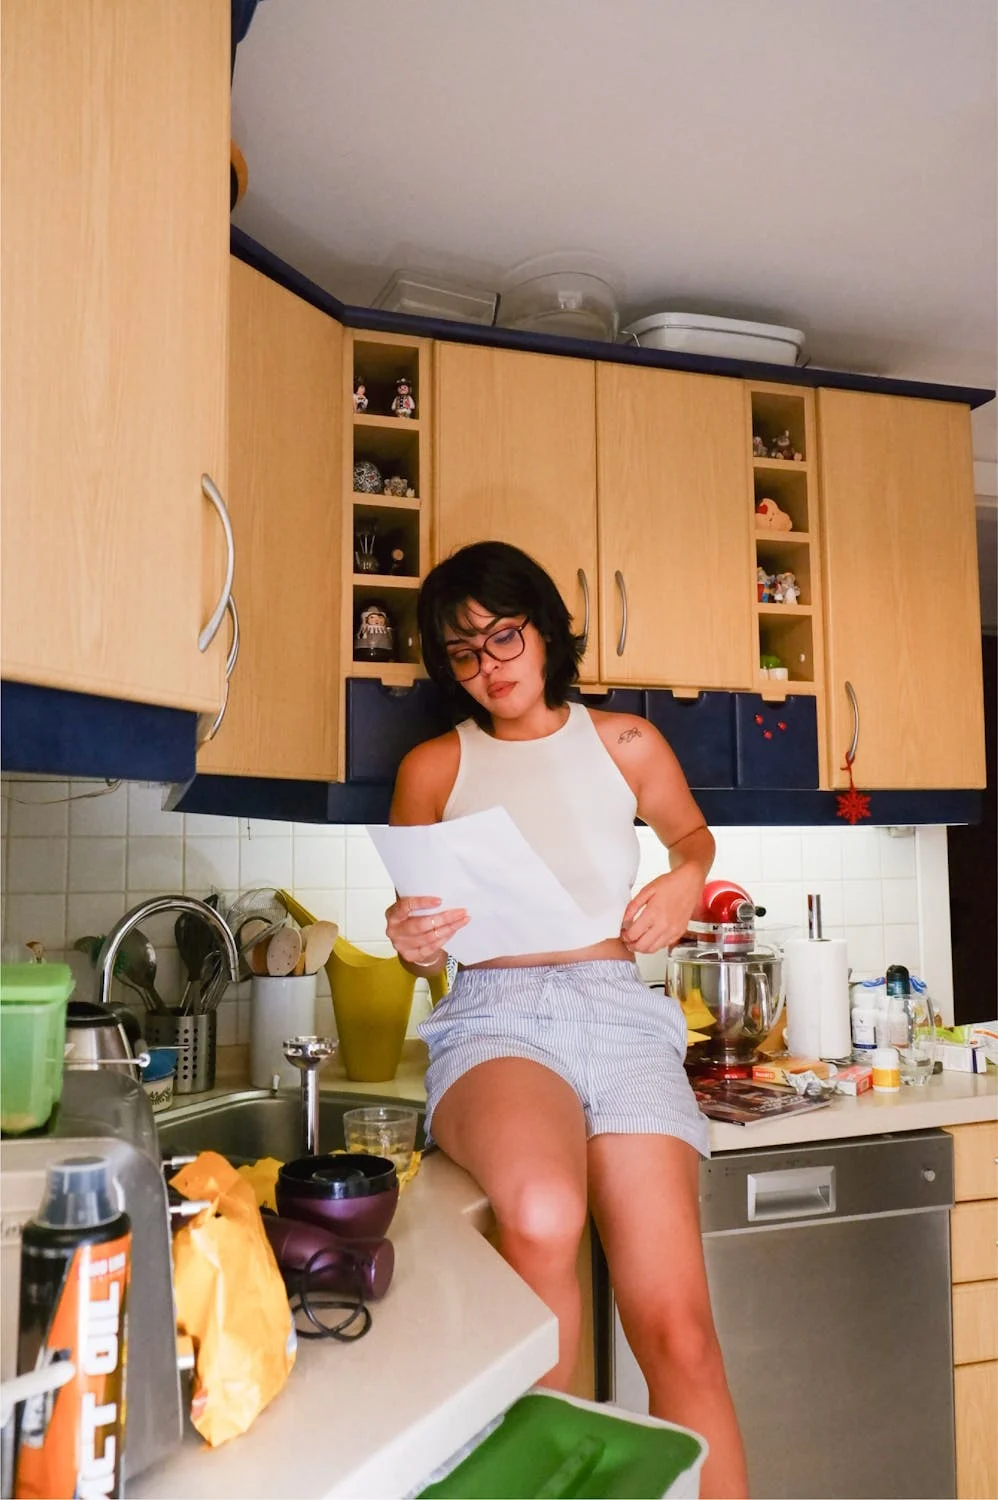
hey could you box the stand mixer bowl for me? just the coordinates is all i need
[666,944,784,1064]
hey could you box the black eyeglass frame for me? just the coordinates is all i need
[445,621,529,682]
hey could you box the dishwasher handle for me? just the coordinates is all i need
[747,1164,837,1222]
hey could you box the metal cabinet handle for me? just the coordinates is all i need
[198,596,240,746]
[199,473,235,652]
[614,570,628,656]
[844,680,860,763]
[578,568,590,652]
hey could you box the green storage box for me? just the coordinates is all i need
[0,962,75,1134]
[418,1391,708,1499]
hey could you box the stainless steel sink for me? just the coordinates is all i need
[155,1089,426,1163]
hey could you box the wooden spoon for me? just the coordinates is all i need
[266,925,303,977]
[303,920,338,975]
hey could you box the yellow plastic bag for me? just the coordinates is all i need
[170,1151,296,1447]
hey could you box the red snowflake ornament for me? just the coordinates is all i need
[836,752,872,825]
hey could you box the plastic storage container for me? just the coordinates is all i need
[373,269,498,326]
[498,260,619,341]
[622,312,804,365]
[0,962,75,1134]
[418,1391,708,1498]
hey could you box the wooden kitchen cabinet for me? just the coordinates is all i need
[596,366,757,689]
[1,0,231,714]
[817,391,986,789]
[946,1122,998,1500]
[198,259,343,779]
[434,343,600,681]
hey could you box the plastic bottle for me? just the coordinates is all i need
[872,1046,901,1093]
[14,1156,131,1500]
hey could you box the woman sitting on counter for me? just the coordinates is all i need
[384,541,747,1499]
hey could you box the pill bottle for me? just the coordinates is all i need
[872,1046,901,1093]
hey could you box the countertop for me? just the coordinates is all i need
[132,1051,995,1500]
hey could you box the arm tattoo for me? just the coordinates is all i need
[618,727,642,743]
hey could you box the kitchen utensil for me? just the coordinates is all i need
[0,962,74,1135]
[249,979,319,1090]
[343,1105,418,1179]
[261,1215,395,1301]
[266,926,303,977]
[302,921,338,976]
[282,1035,336,1154]
[175,910,224,1014]
[275,1153,399,1240]
[665,879,783,1073]
[144,1010,216,1094]
[63,1000,144,1074]
[83,928,170,1015]
[73,933,163,1014]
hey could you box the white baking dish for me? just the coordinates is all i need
[622,312,804,365]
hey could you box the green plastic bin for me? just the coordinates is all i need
[0,962,75,1134]
[417,1391,708,1499]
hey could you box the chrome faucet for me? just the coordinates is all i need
[95,895,239,1010]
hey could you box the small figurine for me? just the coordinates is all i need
[382,475,409,497]
[775,570,800,606]
[755,497,793,531]
[752,435,767,458]
[757,567,775,603]
[353,379,369,414]
[354,600,396,662]
[391,377,416,420]
[353,459,383,494]
[768,430,803,462]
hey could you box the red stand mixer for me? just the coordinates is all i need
[666,880,785,1078]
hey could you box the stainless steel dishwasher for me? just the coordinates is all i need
[608,1130,955,1499]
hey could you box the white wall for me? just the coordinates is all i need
[0,778,955,1040]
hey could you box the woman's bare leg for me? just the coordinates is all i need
[588,1133,748,1500]
[430,1058,588,1389]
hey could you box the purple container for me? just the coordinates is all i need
[275,1153,399,1240]
[262,1214,395,1300]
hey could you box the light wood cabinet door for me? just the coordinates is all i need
[955,1362,998,1500]
[596,366,756,689]
[198,260,343,779]
[1,0,229,712]
[817,391,985,788]
[434,344,600,681]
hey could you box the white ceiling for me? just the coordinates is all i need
[231,0,998,462]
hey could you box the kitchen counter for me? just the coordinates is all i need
[132,1056,994,1500]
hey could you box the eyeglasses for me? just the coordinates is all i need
[446,622,528,682]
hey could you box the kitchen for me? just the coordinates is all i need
[2,2,997,1497]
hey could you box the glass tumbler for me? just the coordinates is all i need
[899,989,937,1086]
[343,1105,418,1177]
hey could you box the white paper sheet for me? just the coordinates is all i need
[367,807,612,964]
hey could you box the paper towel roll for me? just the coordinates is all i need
[783,937,852,1061]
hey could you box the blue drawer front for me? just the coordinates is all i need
[346,678,450,783]
[645,691,737,788]
[734,695,819,789]
[569,688,646,717]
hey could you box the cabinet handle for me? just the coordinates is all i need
[198,596,240,746]
[199,473,235,652]
[578,568,590,652]
[614,570,628,656]
[844,680,860,763]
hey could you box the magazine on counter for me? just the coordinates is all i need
[691,1076,831,1126]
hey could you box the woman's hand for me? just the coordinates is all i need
[385,894,468,969]
[620,866,702,954]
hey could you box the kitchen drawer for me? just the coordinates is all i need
[645,691,736,788]
[346,678,449,783]
[947,1122,998,1202]
[734,693,819,789]
[570,687,646,718]
[955,1360,998,1499]
[953,1280,998,1365]
[951,1201,998,1284]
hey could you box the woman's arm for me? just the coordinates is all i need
[597,713,715,953]
[385,734,468,977]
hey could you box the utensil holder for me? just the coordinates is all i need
[250,975,317,1090]
[145,1010,216,1094]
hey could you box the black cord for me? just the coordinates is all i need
[287,1247,373,1342]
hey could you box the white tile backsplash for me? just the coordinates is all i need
[0,782,957,1027]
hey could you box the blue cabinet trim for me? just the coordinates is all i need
[230,228,995,411]
[1,681,196,782]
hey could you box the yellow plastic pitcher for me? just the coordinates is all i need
[277,891,448,1082]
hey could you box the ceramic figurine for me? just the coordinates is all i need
[768,430,803,462]
[752,435,767,457]
[776,570,800,605]
[354,601,396,662]
[755,497,793,531]
[353,459,383,494]
[382,475,409,497]
[353,379,369,413]
[391,377,416,420]
[757,567,775,603]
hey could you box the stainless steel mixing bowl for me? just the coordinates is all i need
[666,945,784,1063]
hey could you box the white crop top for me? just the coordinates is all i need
[442,702,640,941]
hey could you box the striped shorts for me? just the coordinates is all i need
[417,959,710,1157]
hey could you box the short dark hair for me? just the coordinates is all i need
[417,541,583,728]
